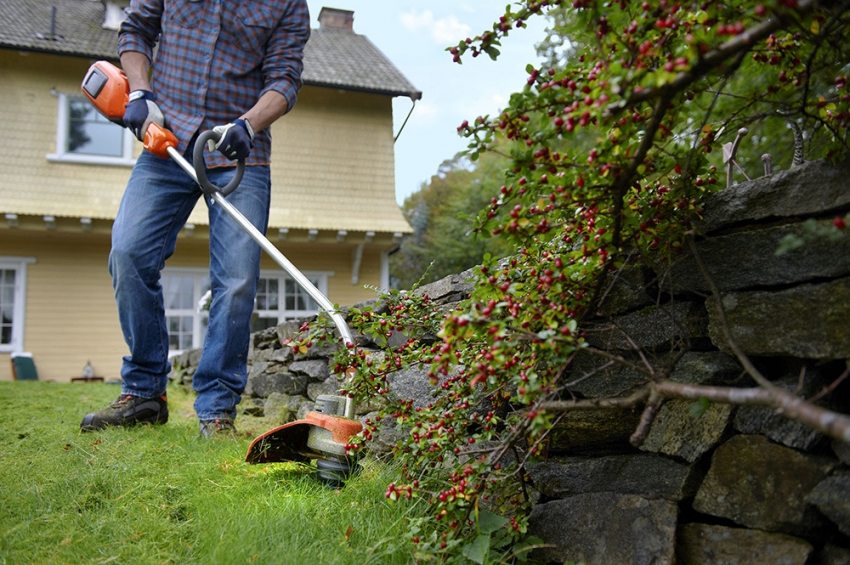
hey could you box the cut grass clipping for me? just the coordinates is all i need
[0,381,415,564]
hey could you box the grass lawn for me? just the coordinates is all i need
[0,381,415,564]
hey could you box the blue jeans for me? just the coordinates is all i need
[110,150,270,420]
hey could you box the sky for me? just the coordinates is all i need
[304,1,548,205]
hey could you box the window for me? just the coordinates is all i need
[252,272,327,332]
[0,258,34,353]
[47,93,135,166]
[162,269,328,355]
[162,270,210,355]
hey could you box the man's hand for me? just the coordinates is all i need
[123,90,165,141]
[208,118,255,161]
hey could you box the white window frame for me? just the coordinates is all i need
[0,257,35,354]
[162,268,210,357]
[162,268,331,355]
[47,92,136,166]
[254,269,330,327]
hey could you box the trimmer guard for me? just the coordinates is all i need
[245,411,362,464]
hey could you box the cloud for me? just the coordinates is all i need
[456,91,510,119]
[400,9,471,46]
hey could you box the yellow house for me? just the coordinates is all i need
[0,1,419,381]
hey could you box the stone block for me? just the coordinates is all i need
[707,277,850,359]
[693,435,834,535]
[832,439,850,465]
[817,545,850,565]
[733,372,835,451]
[665,220,850,293]
[262,392,301,422]
[593,266,653,316]
[700,159,850,233]
[528,453,697,501]
[247,368,308,398]
[584,301,708,351]
[288,359,329,381]
[640,400,733,463]
[676,523,812,565]
[307,379,342,401]
[561,349,652,398]
[387,365,437,409]
[806,473,850,537]
[528,493,678,564]
[548,407,642,454]
[670,351,742,385]
[413,267,476,305]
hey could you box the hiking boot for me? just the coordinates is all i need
[80,394,168,432]
[199,418,237,438]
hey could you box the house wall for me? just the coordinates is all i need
[264,85,409,234]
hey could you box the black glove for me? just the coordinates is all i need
[123,90,165,141]
[208,118,255,161]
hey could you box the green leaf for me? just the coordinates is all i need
[478,509,509,534]
[462,534,491,564]
[689,397,710,418]
[775,233,804,256]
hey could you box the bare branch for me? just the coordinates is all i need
[630,391,664,447]
[652,380,850,443]
[539,387,650,412]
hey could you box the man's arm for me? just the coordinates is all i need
[120,51,153,92]
[240,91,288,134]
[257,1,311,120]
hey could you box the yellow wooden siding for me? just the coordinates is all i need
[1,51,411,235]
[265,86,412,234]
[0,52,137,221]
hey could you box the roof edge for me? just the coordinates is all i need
[303,78,422,101]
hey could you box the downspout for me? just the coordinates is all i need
[393,98,417,143]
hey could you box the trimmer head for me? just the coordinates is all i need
[246,395,363,487]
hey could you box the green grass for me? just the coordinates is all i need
[0,381,415,564]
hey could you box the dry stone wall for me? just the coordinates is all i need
[172,159,850,564]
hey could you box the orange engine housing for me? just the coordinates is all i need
[80,61,178,159]
[81,60,129,124]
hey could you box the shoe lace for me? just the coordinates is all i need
[110,394,136,408]
[207,418,234,431]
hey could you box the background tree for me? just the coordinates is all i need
[391,149,514,289]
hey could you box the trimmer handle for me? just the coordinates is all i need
[143,122,178,159]
[192,129,245,197]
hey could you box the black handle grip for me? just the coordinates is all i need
[193,129,245,197]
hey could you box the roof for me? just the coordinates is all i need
[0,0,421,100]
[303,28,421,100]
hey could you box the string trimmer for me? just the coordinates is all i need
[82,61,362,486]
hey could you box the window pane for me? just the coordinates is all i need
[284,278,317,311]
[163,274,194,309]
[167,315,193,351]
[0,269,14,345]
[256,277,279,311]
[67,97,124,157]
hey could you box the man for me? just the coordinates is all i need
[80,0,311,437]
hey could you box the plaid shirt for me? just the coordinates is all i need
[118,0,310,168]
